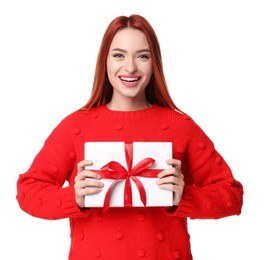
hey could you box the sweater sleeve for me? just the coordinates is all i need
[16,115,90,220]
[169,118,244,219]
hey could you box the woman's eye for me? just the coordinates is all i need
[113,53,124,58]
[138,54,150,60]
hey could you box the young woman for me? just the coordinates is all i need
[16,14,243,260]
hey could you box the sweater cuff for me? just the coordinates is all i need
[52,186,91,219]
[166,185,199,219]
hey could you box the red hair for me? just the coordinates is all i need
[80,14,182,112]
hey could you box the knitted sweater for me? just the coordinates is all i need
[16,104,243,260]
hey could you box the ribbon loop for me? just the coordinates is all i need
[99,142,160,212]
[130,158,155,176]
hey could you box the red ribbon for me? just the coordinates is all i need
[98,142,161,212]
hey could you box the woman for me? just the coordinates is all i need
[16,14,243,259]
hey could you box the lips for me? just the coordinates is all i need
[119,75,141,88]
[120,77,139,82]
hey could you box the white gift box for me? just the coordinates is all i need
[84,142,173,208]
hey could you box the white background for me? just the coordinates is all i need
[1,0,265,259]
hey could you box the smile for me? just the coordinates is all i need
[119,76,140,82]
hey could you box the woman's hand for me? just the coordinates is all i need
[74,160,104,208]
[156,159,184,206]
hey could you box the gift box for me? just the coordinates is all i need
[84,142,173,210]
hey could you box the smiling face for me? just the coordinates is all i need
[106,28,153,110]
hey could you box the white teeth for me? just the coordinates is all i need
[120,77,138,82]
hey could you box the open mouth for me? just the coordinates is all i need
[119,76,140,82]
[118,76,141,88]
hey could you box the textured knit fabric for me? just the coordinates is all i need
[16,104,243,260]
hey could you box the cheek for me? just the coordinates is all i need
[107,60,122,75]
[147,63,153,75]
[143,65,153,82]
[106,62,120,86]
[140,62,153,76]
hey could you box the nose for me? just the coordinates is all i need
[124,58,137,73]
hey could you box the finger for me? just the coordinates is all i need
[157,183,177,192]
[84,178,104,188]
[82,170,102,179]
[76,160,102,181]
[75,170,102,185]
[157,176,184,186]
[84,186,103,195]
[75,186,103,199]
[156,175,178,185]
[77,160,93,173]
[157,167,180,178]
[79,186,103,196]
[157,178,185,191]
[74,178,104,191]
[166,158,181,170]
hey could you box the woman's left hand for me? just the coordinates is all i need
[156,159,184,206]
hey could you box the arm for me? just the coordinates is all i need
[16,116,90,220]
[169,119,243,219]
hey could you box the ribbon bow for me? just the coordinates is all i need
[99,142,161,212]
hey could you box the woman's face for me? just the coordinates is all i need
[106,28,153,107]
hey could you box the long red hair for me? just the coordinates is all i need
[80,14,181,112]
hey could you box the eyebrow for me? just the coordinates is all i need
[110,48,150,53]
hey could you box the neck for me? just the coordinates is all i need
[107,98,151,111]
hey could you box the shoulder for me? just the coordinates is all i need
[158,106,197,126]
[158,106,210,138]
[46,107,102,138]
[58,106,102,126]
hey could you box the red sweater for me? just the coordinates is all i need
[16,104,243,260]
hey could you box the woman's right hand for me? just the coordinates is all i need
[74,160,104,208]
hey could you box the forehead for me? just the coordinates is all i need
[110,28,150,49]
